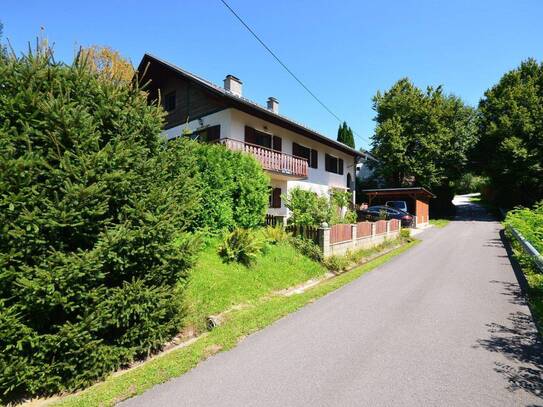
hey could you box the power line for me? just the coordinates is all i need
[219,0,370,147]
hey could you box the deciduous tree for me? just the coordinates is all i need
[474,59,543,207]
[371,78,476,212]
[80,45,134,82]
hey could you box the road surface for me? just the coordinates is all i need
[122,197,543,406]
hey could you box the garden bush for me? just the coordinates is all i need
[322,255,350,273]
[284,187,355,227]
[218,228,263,265]
[289,236,323,262]
[0,49,201,401]
[263,226,291,245]
[505,202,543,253]
[191,142,269,232]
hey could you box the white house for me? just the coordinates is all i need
[138,54,367,220]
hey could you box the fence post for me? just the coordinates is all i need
[386,220,391,235]
[351,224,357,250]
[318,224,331,258]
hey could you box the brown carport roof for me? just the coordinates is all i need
[362,187,436,199]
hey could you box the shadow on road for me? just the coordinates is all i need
[476,311,543,398]
[453,202,496,222]
[474,230,543,399]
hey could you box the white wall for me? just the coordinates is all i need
[163,109,232,140]
[229,110,356,193]
[164,108,357,216]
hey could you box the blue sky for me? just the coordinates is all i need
[2,0,542,150]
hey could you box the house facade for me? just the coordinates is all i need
[138,54,365,220]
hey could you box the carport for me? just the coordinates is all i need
[363,187,435,227]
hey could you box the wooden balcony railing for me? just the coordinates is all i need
[219,138,308,178]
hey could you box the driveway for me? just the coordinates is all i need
[122,197,543,406]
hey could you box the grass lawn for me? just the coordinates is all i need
[429,218,451,228]
[51,240,419,407]
[183,239,326,332]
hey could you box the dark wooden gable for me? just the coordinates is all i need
[139,59,227,130]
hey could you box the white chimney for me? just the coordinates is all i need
[224,74,242,96]
[267,97,279,114]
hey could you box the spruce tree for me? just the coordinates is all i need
[337,121,355,148]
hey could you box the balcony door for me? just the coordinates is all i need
[245,126,282,151]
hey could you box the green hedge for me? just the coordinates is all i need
[0,50,201,401]
[505,202,543,253]
[189,141,269,232]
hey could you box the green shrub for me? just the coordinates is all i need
[343,210,358,224]
[218,228,263,265]
[323,255,350,273]
[0,49,200,401]
[191,143,269,232]
[263,226,290,245]
[283,187,332,226]
[505,202,543,253]
[284,187,355,226]
[400,228,412,241]
[289,236,323,262]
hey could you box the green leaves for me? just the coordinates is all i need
[337,121,355,149]
[475,59,543,207]
[218,228,264,266]
[0,49,199,401]
[371,78,476,190]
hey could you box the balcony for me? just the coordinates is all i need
[219,138,308,178]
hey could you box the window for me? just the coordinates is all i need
[245,127,282,151]
[325,154,344,174]
[293,143,318,168]
[245,126,272,149]
[164,91,176,112]
[193,125,220,143]
[269,187,282,208]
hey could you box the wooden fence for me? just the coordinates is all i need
[375,220,387,235]
[286,224,319,243]
[356,221,372,239]
[330,224,353,244]
[265,214,278,227]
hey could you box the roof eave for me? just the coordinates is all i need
[138,53,364,158]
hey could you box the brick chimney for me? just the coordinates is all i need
[224,74,242,96]
[267,97,279,114]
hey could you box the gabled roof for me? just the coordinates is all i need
[137,53,365,158]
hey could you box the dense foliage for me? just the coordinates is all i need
[218,228,263,265]
[80,45,135,83]
[191,142,269,232]
[371,78,477,212]
[337,121,355,148]
[288,236,323,262]
[263,226,290,245]
[505,202,543,253]
[0,50,202,401]
[283,187,356,226]
[474,59,543,207]
[505,202,543,329]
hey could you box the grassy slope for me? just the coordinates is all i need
[52,241,419,407]
[183,240,326,332]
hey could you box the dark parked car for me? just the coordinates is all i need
[358,205,414,227]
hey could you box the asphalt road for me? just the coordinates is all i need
[122,197,543,406]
